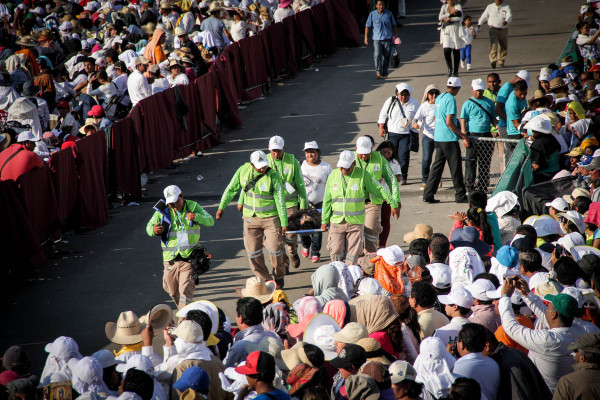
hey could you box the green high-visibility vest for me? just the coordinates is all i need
[354,150,395,205]
[327,168,367,224]
[239,163,280,218]
[267,152,303,208]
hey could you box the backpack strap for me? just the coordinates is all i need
[0,148,24,176]
[468,98,497,127]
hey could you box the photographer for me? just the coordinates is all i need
[146,185,214,309]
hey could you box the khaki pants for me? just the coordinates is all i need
[281,206,299,270]
[327,221,364,265]
[364,203,383,253]
[163,260,195,309]
[243,215,285,281]
[489,27,508,65]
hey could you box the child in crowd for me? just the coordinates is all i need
[300,141,332,263]
[376,141,401,248]
[413,85,440,190]
[460,15,476,70]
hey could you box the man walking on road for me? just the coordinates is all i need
[365,0,398,79]
[478,0,512,68]
[423,77,471,204]
[147,185,214,309]
[217,151,288,288]
[354,136,401,253]
[321,151,399,265]
[265,136,307,272]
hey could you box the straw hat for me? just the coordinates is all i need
[160,1,174,9]
[259,5,270,16]
[79,118,99,134]
[105,311,146,345]
[403,224,433,243]
[139,304,173,331]
[201,48,213,63]
[16,36,38,47]
[528,89,553,107]
[209,1,224,12]
[583,89,600,104]
[549,77,567,91]
[356,338,394,365]
[168,59,184,69]
[235,277,276,304]
[303,313,341,361]
[281,342,306,370]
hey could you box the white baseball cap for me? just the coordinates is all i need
[389,360,417,384]
[356,136,372,155]
[447,76,462,88]
[562,287,585,308]
[524,114,552,134]
[427,263,451,289]
[517,70,531,87]
[438,286,474,308]
[163,185,182,204]
[250,150,269,169]
[268,135,284,150]
[304,141,319,150]
[464,279,496,301]
[471,78,485,91]
[337,150,355,169]
[545,198,569,212]
[532,215,562,237]
[17,131,40,143]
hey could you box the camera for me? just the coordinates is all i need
[190,247,211,285]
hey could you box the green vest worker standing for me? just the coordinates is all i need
[217,150,289,288]
[321,151,399,265]
[146,185,214,309]
[267,135,308,271]
[354,136,401,252]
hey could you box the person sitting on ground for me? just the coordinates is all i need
[120,368,155,400]
[0,130,43,182]
[553,333,600,400]
[465,279,501,332]
[235,351,291,400]
[434,286,474,346]
[409,281,449,340]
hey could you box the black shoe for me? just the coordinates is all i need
[401,178,407,185]
[491,61,497,69]
[424,198,441,204]
[448,68,453,77]
[456,197,469,203]
[452,71,459,77]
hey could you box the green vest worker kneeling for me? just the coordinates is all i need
[217,150,289,288]
[147,185,214,309]
[321,150,399,265]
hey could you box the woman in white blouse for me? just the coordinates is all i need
[86,70,118,106]
[229,8,248,42]
[167,59,190,87]
[439,0,464,77]
[413,84,440,189]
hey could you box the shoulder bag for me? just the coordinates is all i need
[397,100,419,153]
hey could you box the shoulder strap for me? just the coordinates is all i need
[385,96,396,122]
[243,167,272,193]
[0,148,24,176]
[396,97,406,118]
[468,98,496,126]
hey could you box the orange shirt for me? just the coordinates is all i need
[495,314,534,354]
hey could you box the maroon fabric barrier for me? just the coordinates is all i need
[239,35,268,101]
[17,165,59,238]
[214,58,243,126]
[311,3,336,56]
[111,117,142,197]
[197,71,219,148]
[283,16,300,76]
[137,90,176,171]
[324,0,338,46]
[73,132,109,229]
[174,82,203,159]
[328,0,361,46]
[295,9,316,66]
[128,105,147,174]
[259,29,274,79]
[0,180,46,269]
[223,45,245,102]
[267,23,288,77]
[48,149,78,222]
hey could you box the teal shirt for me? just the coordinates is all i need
[496,83,514,127]
[434,92,458,142]
[487,211,502,255]
[505,92,527,136]
[460,97,497,134]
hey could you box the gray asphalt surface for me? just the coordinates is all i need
[2,0,580,373]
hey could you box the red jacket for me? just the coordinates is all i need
[0,144,43,181]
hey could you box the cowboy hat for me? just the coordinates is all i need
[139,304,173,331]
[176,300,220,346]
[235,277,276,304]
[15,36,38,47]
[528,89,553,107]
[105,311,146,345]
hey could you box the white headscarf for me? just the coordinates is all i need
[486,191,519,219]
[330,261,354,298]
[39,336,83,387]
[448,247,485,285]
[69,357,111,396]
[414,337,456,399]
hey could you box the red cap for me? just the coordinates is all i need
[234,351,261,375]
[57,100,70,109]
[591,65,600,72]
[88,105,104,117]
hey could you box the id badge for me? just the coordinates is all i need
[177,231,190,248]
[285,182,296,194]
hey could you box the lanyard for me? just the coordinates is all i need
[340,173,349,198]
[171,203,187,257]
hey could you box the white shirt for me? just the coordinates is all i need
[58,112,80,137]
[127,69,152,106]
[273,7,294,23]
[433,316,470,346]
[377,96,420,134]
[27,96,50,131]
[167,73,190,87]
[414,102,436,139]
[478,3,512,29]
[152,78,170,94]
[301,160,332,204]
[178,11,195,33]
[87,82,118,105]
[230,20,247,42]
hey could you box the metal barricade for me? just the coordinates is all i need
[462,137,521,193]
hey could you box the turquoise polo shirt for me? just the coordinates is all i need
[460,97,497,134]
[496,82,514,127]
[434,92,458,142]
[505,92,527,135]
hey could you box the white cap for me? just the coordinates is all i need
[163,185,181,204]
[17,130,40,143]
[96,58,107,67]
[44,336,80,359]
[389,360,417,384]
[428,263,451,289]
[356,136,372,155]
[376,245,405,265]
[438,286,474,308]
[304,141,319,150]
[115,354,154,375]
[524,114,552,134]
[395,83,413,95]
[517,70,531,87]
[268,135,284,150]
[539,71,551,81]
[250,150,269,169]
[545,198,569,212]
[81,40,91,50]
[471,78,485,91]
[32,6,44,14]
[357,277,384,296]
[562,287,585,308]
[447,76,462,88]
[59,21,73,31]
[337,150,355,169]
[91,350,122,368]
[594,149,600,158]
[532,215,562,237]
[464,279,496,301]
[556,232,584,253]
[171,320,204,343]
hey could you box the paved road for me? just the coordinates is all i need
[2,0,579,372]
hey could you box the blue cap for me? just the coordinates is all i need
[496,246,519,268]
[578,156,593,167]
[173,367,210,394]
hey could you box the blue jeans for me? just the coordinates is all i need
[373,39,393,76]
[388,132,410,178]
[421,135,435,183]
[460,44,472,64]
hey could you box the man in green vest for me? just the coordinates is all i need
[147,185,214,309]
[354,136,401,252]
[266,135,308,271]
[217,150,288,288]
[321,150,399,265]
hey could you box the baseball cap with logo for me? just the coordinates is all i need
[337,150,355,169]
[545,198,569,212]
[471,79,485,91]
[268,135,284,150]
[577,155,593,167]
[388,360,417,384]
[304,141,319,150]
[250,150,269,169]
[584,156,600,171]
[447,77,462,88]
[517,70,531,87]
[329,344,367,369]
[163,185,182,204]
[544,293,578,318]
[464,279,496,301]
[438,286,474,309]
[356,136,372,155]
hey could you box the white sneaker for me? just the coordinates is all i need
[467,63,472,70]
[460,60,465,69]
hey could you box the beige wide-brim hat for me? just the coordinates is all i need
[403,223,433,243]
[105,311,146,345]
[281,341,305,370]
[235,276,276,304]
[139,304,173,331]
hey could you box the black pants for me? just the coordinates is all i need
[465,133,493,192]
[444,48,460,75]
[423,141,467,201]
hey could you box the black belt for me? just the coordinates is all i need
[169,254,189,265]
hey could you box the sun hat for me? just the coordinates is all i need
[447,76,461,88]
[438,286,474,309]
[163,184,181,203]
[563,188,591,204]
[471,79,485,91]
[173,366,209,394]
[570,245,600,262]
[105,311,145,345]
[303,314,340,360]
[464,279,496,301]
[79,118,98,134]
[268,135,284,150]
[356,136,372,155]
[559,211,587,234]
[15,36,38,47]
[135,56,149,66]
[337,150,355,169]
[17,131,40,143]
[168,58,183,69]
[449,226,492,257]
[549,77,568,91]
[172,320,204,343]
[532,215,562,237]
[389,360,417,384]
[524,114,552,134]
[331,322,369,344]
[545,198,569,212]
[535,279,562,297]
[528,89,553,107]
[544,293,578,318]
[91,350,121,369]
[115,354,154,375]
[250,150,269,169]
[139,304,173,331]
[356,338,393,365]
[235,276,276,304]
[568,333,600,354]
[304,141,318,150]
[281,341,305,370]
[329,344,367,369]
[427,263,451,289]
[403,224,433,243]
[516,70,531,87]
